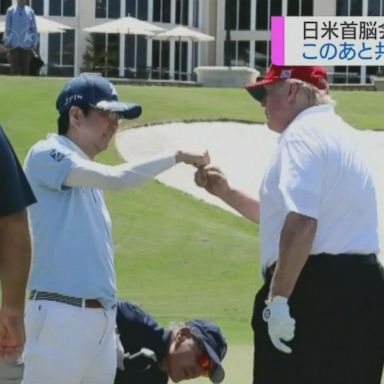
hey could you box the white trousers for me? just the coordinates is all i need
[22,300,117,384]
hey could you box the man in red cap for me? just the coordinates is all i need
[195,65,384,383]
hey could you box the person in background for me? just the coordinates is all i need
[3,0,38,75]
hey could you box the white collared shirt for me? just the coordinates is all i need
[259,104,379,272]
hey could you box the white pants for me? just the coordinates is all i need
[22,300,117,384]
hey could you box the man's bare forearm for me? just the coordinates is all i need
[220,187,260,223]
[269,212,317,299]
[0,210,31,313]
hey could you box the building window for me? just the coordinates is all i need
[224,40,250,66]
[49,0,75,17]
[287,0,313,16]
[124,0,148,78]
[256,0,268,30]
[0,0,12,15]
[175,0,188,25]
[254,40,269,71]
[125,0,148,18]
[336,0,362,15]
[153,0,171,22]
[225,0,251,31]
[270,0,282,17]
[152,40,170,79]
[30,0,44,15]
[192,0,199,27]
[368,0,384,15]
[95,0,120,18]
[48,30,75,76]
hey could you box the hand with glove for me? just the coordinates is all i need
[262,296,296,354]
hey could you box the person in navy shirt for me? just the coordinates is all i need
[115,301,227,384]
[0,125,35,359]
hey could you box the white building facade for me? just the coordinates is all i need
[0,0,383,83]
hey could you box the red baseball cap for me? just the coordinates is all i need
[245,65,328,102]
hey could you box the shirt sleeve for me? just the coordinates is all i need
[0,127,36,217]
[25,144,79,192]
[30,10,38,47]
[278,135,323,219]
[3,9,11,45]
[64,152,177,191]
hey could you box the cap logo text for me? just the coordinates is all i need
[65,94,83,106]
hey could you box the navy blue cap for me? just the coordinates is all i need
[186,319,227,384]
[56,74,142,119]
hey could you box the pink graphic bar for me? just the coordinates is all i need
[271,16,284,65]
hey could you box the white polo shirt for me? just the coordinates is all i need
[24,134,117,308]
[259,104,379,272]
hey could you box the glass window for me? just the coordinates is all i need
[288,0,313,16]
[239,0,251,30]
[153,0,170,22]
[288,0,299,15]
[238,41,250,65]
[336,0,348,15]
[256,0,268,30]
[49,0,75,16]
[163,0,170,22]
[108,0,120,18]
[96,0,107,17]
[96,0,120,18]
[302,0,313,15]
[368,0,380,15]
[175,41,188,79]
[63,0,75,16]
[48,33,61,65]
[224,41,236,66]
[176,0,188,25]
[153,0,161,21]
[137,0,148,19]
[350,0,362,15]
[255,40,268,71]
[225,0,237,30]
[136,36,147,71]
[49,0,61,16]
[30,0,44,15]
[151,40,170,79]
[270,0,282,17]
[126,0,136,16]
[48,31,75,66]
[193,0,199,27]
[62,30,75,65]
[0,0,12,15]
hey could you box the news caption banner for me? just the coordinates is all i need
[271,16,384,66]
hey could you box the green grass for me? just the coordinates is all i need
[0,76,382,382]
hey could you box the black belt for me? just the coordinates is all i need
[263,253,378,281]
[29,290,103,309]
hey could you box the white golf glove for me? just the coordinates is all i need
[262,296,295,354]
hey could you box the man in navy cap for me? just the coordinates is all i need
[115,300,227,384]
[195,65,384,384]
[22,74,210,384]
